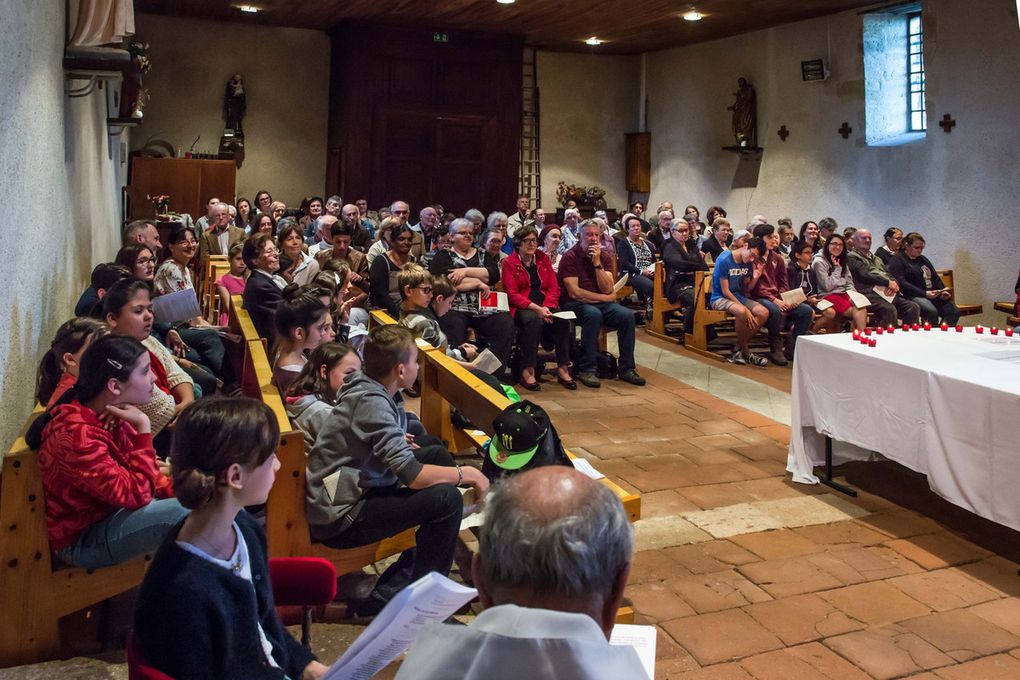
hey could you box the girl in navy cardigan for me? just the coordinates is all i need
[133,397,327,680]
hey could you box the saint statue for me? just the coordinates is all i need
[728,77,757,147]
[224,73,246,135]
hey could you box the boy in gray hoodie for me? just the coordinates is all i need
[305,325,489,613]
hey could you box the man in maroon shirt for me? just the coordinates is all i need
[746,224,812,364]
[559,220,645,388]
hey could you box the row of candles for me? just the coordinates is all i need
[852,323,1014,347]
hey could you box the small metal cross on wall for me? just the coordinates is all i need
[938,114,956,133]
[777,125,789,141]
[838,122,852,139]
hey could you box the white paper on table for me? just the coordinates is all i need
[780,288,806,306]
[552,310,577,320]
[570,457,605,480]
[872,286,895,303]
[152,288,202,325]
[321,572,477,680]
[612,273,630,294]
[609,624,657,680]
[847,289,871,308]
[815,298,834,311]
[472,348,502,374]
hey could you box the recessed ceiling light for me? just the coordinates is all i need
[585,37,603,46]
[236,4,261,13]
[497,0,515,4]
[683,10,704,21]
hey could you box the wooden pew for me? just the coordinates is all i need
[644,261,682,342]
[684,268,729,361]
[370,311,641,521]
[937,269,982,317]
[993,300,1019,328]
[0,417,151,667]
[228,296,416,575]
[201,255,230,323]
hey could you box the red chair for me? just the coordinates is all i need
[127,557,337,679]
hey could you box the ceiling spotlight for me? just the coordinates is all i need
[683,10,703,21]
[497,0,516,4]
[235,5,261,13]
[585,37,603,46]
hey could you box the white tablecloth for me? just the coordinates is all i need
[787,328,1020,531]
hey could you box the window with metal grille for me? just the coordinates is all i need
[907,12,926,132]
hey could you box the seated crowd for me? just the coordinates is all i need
[23,189,990,677]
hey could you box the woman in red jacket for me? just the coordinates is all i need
[501,225,575,390]
[25,335,188,569]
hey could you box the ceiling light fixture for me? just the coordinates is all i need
[683,10,703,21]
[585,37,603,46]
[236,5,261,13]
[497,0,516,4]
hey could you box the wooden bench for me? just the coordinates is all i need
[0,416,152,667]
[644,261,683,342]
[993,300,1019,328]
[227,296,416,576]
[937,269,982,317]
[684,268,729,361]
[201,254,230,323]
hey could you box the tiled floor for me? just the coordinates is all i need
[6,337,1020,680]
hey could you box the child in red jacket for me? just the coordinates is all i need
[26,335,188,568]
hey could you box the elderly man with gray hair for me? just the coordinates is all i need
[396,466,645,679]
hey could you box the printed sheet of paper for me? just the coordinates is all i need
[613,273,631,294]
[321,572,477,680]
[847,289,871,308]
[552,311,577,320]
[872,286,895,303]
[570,457,605,480]
[815,298,834,311]
[780,288,807,306]
[472,348,502,374]
[609,624,657,680]
[477,291,509,312]
[152,288,201,325]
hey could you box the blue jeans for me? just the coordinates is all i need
[756,298,812,342]
[55,499,189,569]
[628,273,654,302]
[179,327,228,381]
[912,296,960,326]
[562,300,636,374]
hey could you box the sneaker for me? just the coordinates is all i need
[727,348,747,365]
[577,372,601,388]
[768,350,788,367]
[618,369,646,386]
[745,352,769,367]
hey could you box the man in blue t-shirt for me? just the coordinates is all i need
[710,237,770,366]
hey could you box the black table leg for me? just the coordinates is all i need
[822,434,858,497]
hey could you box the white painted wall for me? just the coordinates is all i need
[644,0,1020,318]
[1,1,124,453]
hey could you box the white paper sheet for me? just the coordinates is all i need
[609,624,656,680]
[780,288,806,306]
[321,572,477,680]
[613,273,631,294]
[847,289,871,308]
[570,457,605,480]
[472,348,502,374]
[872,285,895,303]
[477,291,509,312]
[552,311,577,320]
[152,288,201,325]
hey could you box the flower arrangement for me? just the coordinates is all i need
[556,181,607,209]
[128,41,151,75]
[147,194,170,216]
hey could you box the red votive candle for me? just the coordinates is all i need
[868,338,877,347]
[1006,328,1014,337]
[941,322,948,331]
[902,324,910,331]
[876,327,884,335]
[991,327,999,335]
[852,330,860,340]
[923,322,931,331]
[864,328,872,336]
[956,325,963,332]
[911,323,920,331]
[976,325,984,334]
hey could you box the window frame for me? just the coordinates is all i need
[906,11,926,132]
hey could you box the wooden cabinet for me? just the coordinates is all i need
[126,157,236,221]
[625,132,651,193]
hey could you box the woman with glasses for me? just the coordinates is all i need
[369,224,416,318]
[501,226,574,390]
[429,218,515,378]
[241,233,285,340]
[661,217,708,338]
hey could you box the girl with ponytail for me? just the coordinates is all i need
[133,397,328,680]
[26,335,187,569]
[271,285,335,395]
[36,317,107,407]
[284,341,361,450]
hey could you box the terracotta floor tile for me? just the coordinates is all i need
[681,448,750,466]
[559,431,612,449]
[806,545,924,585]
[630,549,690,585]
[664,663,754,680]
[690,462,772,486]
[729,442,789,462]
[553,419,608,434]
[737,557,844,598]
[676,482,753,510]
[956,557,1020,597]
[688,433,745,451]
[605,428,681,444]
[596,415,657,430]
[629,455,694,473]
[640,490,704,518]
[933,654,1020,680]
[819,580,930,626]
[730,530,825,561]
[793,520,889,547]
[729,410,780,428]
[635,516,713,551]
[655,624,700,663]
[626,581,698,622]
[699,541,762,568]
[663,609,783,665]
[855,511,945,539]
[901,610,1020,661]
[889,568,1001,611]
[744,460,789,479]
[968,598,1020,637]
[584,441,648,460]
[754,424,790,444]
[669,569,773,613]
[651,423,710,440]
[822,625,954,679]
[692,419,750,436]
[743,593,865,645]
[623,467,706,493]
[884,532,993,570]
[663,543,755,575]
[726,430,777,447]
[640,410,699,427]
[739,642,872,680]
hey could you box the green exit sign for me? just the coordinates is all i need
[433,33,449,43]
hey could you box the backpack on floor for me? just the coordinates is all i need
[481,400,571,481]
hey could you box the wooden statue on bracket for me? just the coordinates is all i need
[224,73,246,137]
[728,77,757,148]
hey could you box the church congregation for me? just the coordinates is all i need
[4,0,1020,678]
